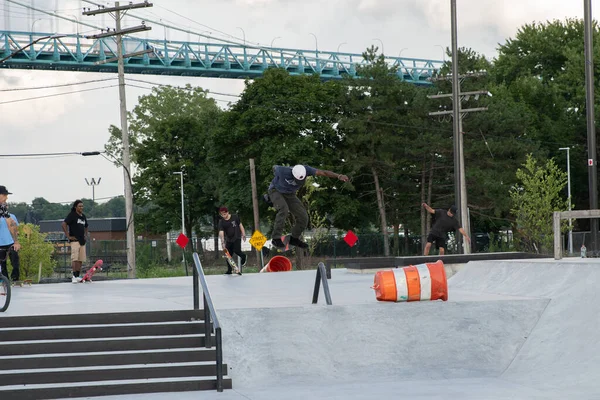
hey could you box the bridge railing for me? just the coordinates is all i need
[0,30,442,83]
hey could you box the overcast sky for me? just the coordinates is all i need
[0,0,592,205]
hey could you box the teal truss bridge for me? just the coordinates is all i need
[0,31,443,85]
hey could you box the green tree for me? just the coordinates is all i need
[210,68,354,236]
[493,18,596,224]
[509,154,568,253]
[8,224,56,280]
[338,46,434,255]
[105,85,222,243]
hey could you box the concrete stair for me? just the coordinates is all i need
[0,310,231,399]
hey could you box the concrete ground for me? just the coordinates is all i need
[1,257,598,399]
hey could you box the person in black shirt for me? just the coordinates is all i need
[217,206,247,274]
[61,200,89,283]
[422,203,470,255]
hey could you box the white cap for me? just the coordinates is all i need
[292,165,306,180]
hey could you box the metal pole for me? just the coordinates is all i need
[116,3,136,278]
[560,147,573,254]
[459,115,470,254]
[450,0,463,253]
[584,0,599,251]
[179,172,185,236]
[249,159,260,260]
[173,171,187,275]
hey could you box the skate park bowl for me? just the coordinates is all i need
[213,258,600,399]
[1,258,599,399]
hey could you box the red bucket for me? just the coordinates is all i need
[263,255,292,272]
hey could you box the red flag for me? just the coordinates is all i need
[176,233,189,249]
[344,230,358,247]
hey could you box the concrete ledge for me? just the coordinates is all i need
[325,252,548,272]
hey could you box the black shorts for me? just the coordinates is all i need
[426,233,446,249]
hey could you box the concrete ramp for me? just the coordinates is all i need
[3,259,598,399]
[450,259,600,396]
[218,299,548,388]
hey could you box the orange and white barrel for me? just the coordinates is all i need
[372,260,448,302]
[260,255,292,273]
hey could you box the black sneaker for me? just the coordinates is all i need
[224,271,232,275]
[272,238,286,248]
[289,236,309,249]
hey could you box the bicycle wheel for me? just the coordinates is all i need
[0,274,11,312]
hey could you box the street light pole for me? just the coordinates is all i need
[309,32,318,53]
[372,38,384,55]
[173,172,185,237]
[271,36,281,48]
[434,44,446,62]
[559,147,573,254]
[337,42,347,53]
[236,26,246,45]
[31,18,43,32]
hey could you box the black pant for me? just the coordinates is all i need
[0,245,13,279]
[225,239,246,273]
[269,189,309,239]
[9,249,19,281]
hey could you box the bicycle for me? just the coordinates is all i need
[0,274,10,312]
[0,245,13,312]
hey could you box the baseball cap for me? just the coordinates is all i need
[292,165,306,180]
[0,186,12,195]
[219,206,228,213]
[449,205,458,214]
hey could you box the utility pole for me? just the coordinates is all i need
[426,0,489,254]
[83,1,152,278]
[584,0,598,252]
[85,177,101,204]
[428,88,489,254]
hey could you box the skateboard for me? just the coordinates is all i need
[80,260,103,283]
[11,279,32,287]
[270,235,308,257]
[224,249,241,275]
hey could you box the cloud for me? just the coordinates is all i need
[0,70,95,129]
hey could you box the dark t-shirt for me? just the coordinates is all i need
[64,211,88,244]
[218,214,242,243]
[430,209,460,239]
[268,165,318,194]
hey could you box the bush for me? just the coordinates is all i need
[8,224,56,281]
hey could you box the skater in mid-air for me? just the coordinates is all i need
[422,203,470,255]
[268,164,348,249]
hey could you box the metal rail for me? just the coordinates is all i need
[192,252,223,392]
[312,262,332,305]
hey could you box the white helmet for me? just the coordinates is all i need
[292,165,306,180]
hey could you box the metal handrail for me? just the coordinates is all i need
[192,252,223,392]
[312,262,333,305]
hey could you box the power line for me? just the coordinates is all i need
[0,84,118,105]
[124,77,242,98]
[0,77,116,92]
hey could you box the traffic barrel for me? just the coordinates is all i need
[260,255,292,273]
[372,260,448,302]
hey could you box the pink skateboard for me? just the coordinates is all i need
[81,260,103,283]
